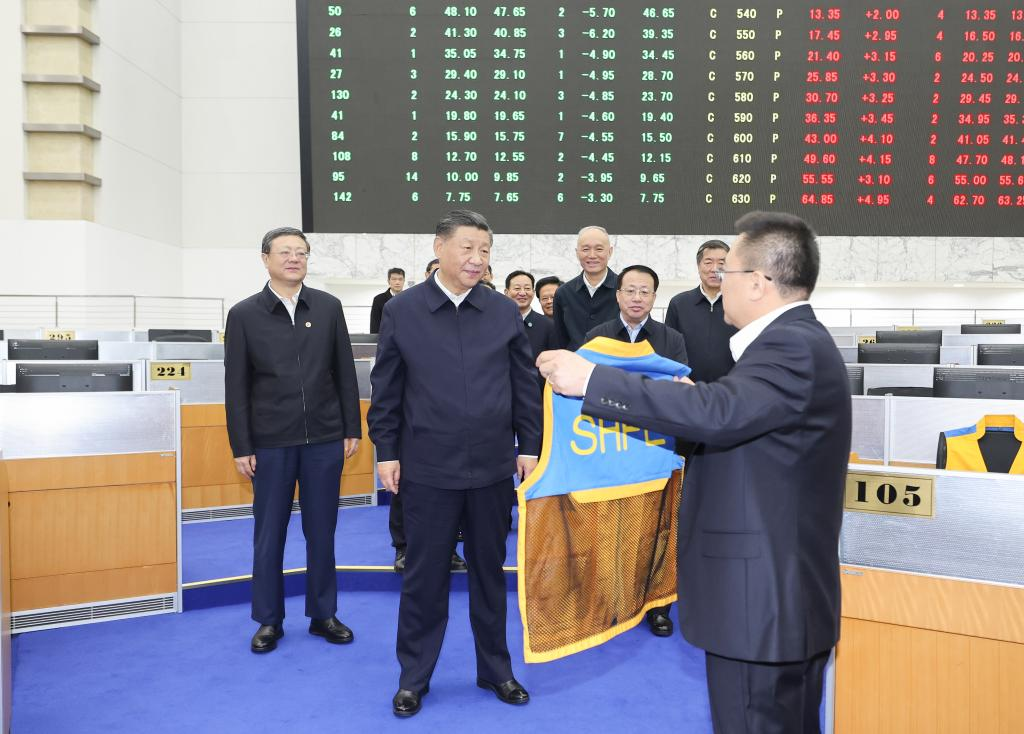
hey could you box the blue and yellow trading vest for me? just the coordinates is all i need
[942,414,1024,474]
[517,337,690,662]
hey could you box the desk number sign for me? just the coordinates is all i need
[149,362,192,381]
[44,329,75,340]
[844,471,934,518]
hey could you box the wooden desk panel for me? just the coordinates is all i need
[10,482,177,579]
[4,452,175,493]
[12,564,177,612]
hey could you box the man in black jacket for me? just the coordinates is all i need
[552,226,619,350]
[224,226,362,654]
[539,212,850,734]
[369,210,541,718]
[369,267,405,334]
[665,240,737,382]
[504,270,558,363]
[585,264,687,638]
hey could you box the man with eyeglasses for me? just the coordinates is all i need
[538,212,851,734]
[224,226,362,654]
[552,226,619,350]
[664,240,738,383]
[583,264,688,638]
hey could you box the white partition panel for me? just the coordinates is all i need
[850,397,886,463]
[887,396,1024,465]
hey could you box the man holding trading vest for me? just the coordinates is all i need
[538,212,850,734]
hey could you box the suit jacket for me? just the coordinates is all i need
[522,310,558,358]
[583,305,850,662]
[368,277,542,490]
[552,270,620,350]
[665,286,737,382]
[224,283,362,457]
[585,316,689,366]
[369,290,394,334]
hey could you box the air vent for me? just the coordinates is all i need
[182,495,373,523]
[12,595,176,632]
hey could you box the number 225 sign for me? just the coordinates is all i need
[844,472,934,518]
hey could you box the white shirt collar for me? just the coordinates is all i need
[268,283,302,325]
[583,269,609,297]
[699,284,721,306]
[620,314,649,343]
[434,271,471,308]
[729,301,809,362]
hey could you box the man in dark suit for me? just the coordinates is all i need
[538,212,851,733]
[369,267,405,334]
[369,210,542,718]
[552,226,619,350]
[224,226,362,654]
[504,270,558,363]
[584,264,687,638]
[665,240,737,383]
[534,275,563,318]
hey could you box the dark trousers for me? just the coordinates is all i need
[251,440,344,625]
[397,478,514,692]
[705,649,829,734]
[388,489,405,549]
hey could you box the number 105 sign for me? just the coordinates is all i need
[844,472,935,518]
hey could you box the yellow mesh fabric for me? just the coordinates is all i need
[517,470,681,662]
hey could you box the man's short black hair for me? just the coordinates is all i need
[424,258,439,274]
[388,267,406,279]
[435,209,492,241]
[734,211,820,297]
[534,276,563,293]
[695,239,730,263]
[480,280,496,290]
[616,264,660,292]
[261,226,308,255]
[504,270,535,289]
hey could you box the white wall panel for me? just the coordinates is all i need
[182,98,298,173]
[181,22,297,99]
[96,0,182,94]
[95,138,182,246]
[181,172,301,249]
[180,0,294,23]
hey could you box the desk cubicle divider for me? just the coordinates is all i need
[839,345,975,365]
[144,357,378,522]
[833,463,1024,732]
[0,391,181,632]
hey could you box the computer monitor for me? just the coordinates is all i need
[7,338,99,360]
[349,333,379,344]
[857,343,940,364]
[846,366,863,396]
[15,363,134,393]
[933,367,1024,400]
[866,386,934,397]
[961,323,1021,334]
[874,329,943,345]
[0,329,4,340]
[977,344,1024,366]
[147,329,213,343]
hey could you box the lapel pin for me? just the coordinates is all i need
[305,321,312,328]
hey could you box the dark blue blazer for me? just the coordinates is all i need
[583,305,850,663]
[522,310,558,359]
[368,276,542,490]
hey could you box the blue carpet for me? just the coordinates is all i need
[183,506,518,583]
[12,591,711,733]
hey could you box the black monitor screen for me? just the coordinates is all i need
[866,386,934,397]
[874,329,943,345]
[977,344,1024,366]
[961,323,1022,334]
[8,339,99,360]
[933,367,1024,400]
[15,363,134,393]
[147,329,213,343]
[846,365,863,396]
[858,343,940,364]
[298,0,1024,236]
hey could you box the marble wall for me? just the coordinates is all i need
[307,233,1024,286]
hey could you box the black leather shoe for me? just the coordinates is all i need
[392,685,428,717]
[309,616,354,644]
[646,611,673,637]
[477,678,529,705]
[450,552,467,571]
[250,624,283,653]
[394,548,407,573]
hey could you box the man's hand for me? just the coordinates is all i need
[673,375,695,385]
[536,350,597,397]
[378,460,401,494]
[344,437,360,459]
[517,455,538,481]
[234,454,256,479]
